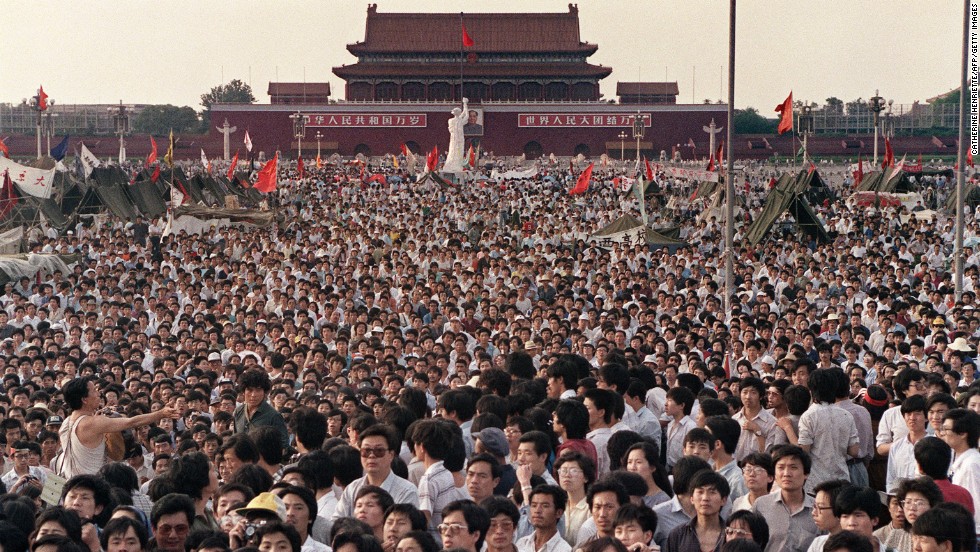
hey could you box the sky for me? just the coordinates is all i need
[0,1,965,112]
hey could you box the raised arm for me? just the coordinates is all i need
[80,406,178,441]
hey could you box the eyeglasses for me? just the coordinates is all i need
[438,523,468,535]
[157,524,189,535]
[360,447,389,458]
[557,467,583,476]
[812,504,833,513]
[725,528,752,538]
[489,520,514,532]
[900,498,930,509]
[741,465,767,475]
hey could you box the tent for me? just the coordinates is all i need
[855,168,917,193]
[0,254,81,287]
[89,167,140,219]
[588,214,688,252]
[945,183,980,211]
[744,170,830,246]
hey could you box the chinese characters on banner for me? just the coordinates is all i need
[305,114,428,128]
[518,114,651,127]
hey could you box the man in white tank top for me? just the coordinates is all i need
[58,376,179,479]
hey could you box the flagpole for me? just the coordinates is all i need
[459,12,464,105]
[954,0,969,299]
[723,0,736,317]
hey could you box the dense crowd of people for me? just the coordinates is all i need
[0,155,978,552]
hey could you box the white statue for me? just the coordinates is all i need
[442,98,469,173]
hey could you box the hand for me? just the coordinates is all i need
[516,463,532,488]
[742,419,761,434]
[81,523,100,552]
[774,417,792,432]
[229,519,248,549]
[157,406,180,420]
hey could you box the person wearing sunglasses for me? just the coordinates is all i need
[333,425,419,521]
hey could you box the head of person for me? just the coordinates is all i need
[913,437,953,481]
[465,453,501,503]
[382,504,427,550]
[61,474,113,526]
[823,530,874,552]
[724,510,769,548]
[358,424,399,476]
[812,480,849,533]
[808,369,846,404]
[62,376,96,410]
[149,493,195,552]
[611,503,657,548]
[439,500,490,552]
[910,503,976,552]
[579,536,629,552]
[254,519,302,552]
[354,486,394,534]
[394,530,440,552]
[942,408,980,451]
[681,428,714,461]
[739,452,774,495]
[480,496,519,552]
[239,369,272,412]
[587,478,630,536]
[832,485,881,538]
[33,506,83,544]
[527,485,567,531]
[689,470,730,517]
[31,534,88,552]
[896,477,944,527]
[704,415,741,459]
[516,431,551,474]
[274,485,317,539]
[100,517,148,552]
[770,445,810,493]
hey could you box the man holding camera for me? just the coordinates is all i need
[1,441,46,490]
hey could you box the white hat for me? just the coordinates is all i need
[208,352,222,361]
[643,354,658,364]
[949,337,974,353]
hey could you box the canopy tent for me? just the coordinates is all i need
[945,183,980,211]
[855,168,917,193]
[0,253,82,287]
[744,169,830,246]
[797,167,836,206]
[89,167,140,219]
[588,214,689,252]
[173,205,275,227]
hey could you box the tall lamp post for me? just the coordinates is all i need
[868,91,887,167]
[315,131,323,159]
[29,90,52,160]
[632,111,647,224]
[109,101,130,164]
[798,103,813,166]
[290,112,307,158]
[617,131,628,162]
[44,108,58,157]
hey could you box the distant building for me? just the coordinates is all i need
[268,83,331,105]
[617,82,679,105]
[332,4,611,102]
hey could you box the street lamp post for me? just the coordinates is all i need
[632,111,647,224]
[290,112,307,158]
[617,131,628,162]
[315,131,323,159]
[868,90,887,167]
[108,101,130,164]
[799,103,813,166]
[44,107,58,157]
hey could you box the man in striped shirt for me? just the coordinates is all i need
[414,419,467,535]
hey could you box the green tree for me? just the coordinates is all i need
[133,105,200,135]
[200,79,256,110]
[824,97,844,113]
[733,107,777,134]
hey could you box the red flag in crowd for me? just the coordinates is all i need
[644,157,654,181]
[969,149,975,168]
[808,161,816,174]
[426,146,439,172]
[253,153,278,193]
[0,138,8,158]
[468,145,477,167]
[461,18,475,47]
[297,155,305,179]
[716,141,724,169]
[38,86,48,111]
[768,177,777,189]
[147,137,158,166]
[570,162,593,195]
[775,91,793,135]
[150,165,161,183]
[883,138,894,168]
[0,170,18,221]
[705,152,715,172]
[854,154,864,188]
[227,151,239,180]
[401,143,409,157]
[316,154,322,169]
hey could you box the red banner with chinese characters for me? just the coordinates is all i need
[305,114,427,127]
[518,113,651,127]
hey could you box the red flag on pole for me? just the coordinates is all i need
[227,151,239,180]
[775,91,793,135]
[150,165,161,183]
[0,138,8,158]
[716,141,724,168]
[644,157,654,181]
[297,155,305,179]
[883,138,894,168]
[427,146,439,172]
[706,150,715,172]
[146,137,158,166]
[253,153,279,193]
[401,143,409,157]
[808,161,816,174]
[38,86,48,111]
[570,162,594,195]
[461,19,475,47]
[853,154,864,187]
